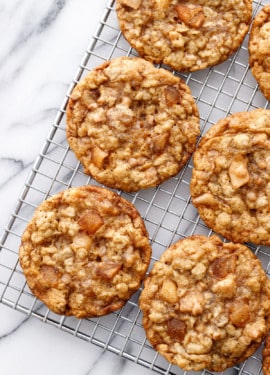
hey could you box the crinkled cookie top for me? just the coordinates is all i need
[19,185,151,318]
[140,235,270,371]
[66,57,200,192]
[116,0,252,72]
[191,109,270,245]
[249,5,270,101]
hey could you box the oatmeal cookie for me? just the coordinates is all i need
[249,5,270,101]
[263,334,270,375]
[190,109,270,245]
[139,235,270,372]
[66,56,200,192]
[19,185,151,318]
[116,0,252,72]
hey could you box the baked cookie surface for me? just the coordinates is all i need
[139,235,270,372]
[66,57,200,192]
[19,185,151,318]
[116,0,252,72]
[249,5,270,101]
[263,334,270,375]
[190,109,270,245]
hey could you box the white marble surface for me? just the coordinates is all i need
[0,1,154,374]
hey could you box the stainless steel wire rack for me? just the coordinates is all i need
[1,1,270,374]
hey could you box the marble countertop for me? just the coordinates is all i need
[0,1,154,374]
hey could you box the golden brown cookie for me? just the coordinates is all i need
[19,185,151,318]
[116,0,252,72]
[263,334,270,375]
[190,109,270,245]
[249,5,270,101]
[139,235,270,372]
[66,56,200,192]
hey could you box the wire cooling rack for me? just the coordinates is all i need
[1,0,270,374]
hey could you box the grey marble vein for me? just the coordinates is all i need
[38,0,67,33]
[0,315,29,340]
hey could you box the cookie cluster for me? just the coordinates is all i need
[19,2,270,374]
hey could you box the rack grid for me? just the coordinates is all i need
[1,1,270,374]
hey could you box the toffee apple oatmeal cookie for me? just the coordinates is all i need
[116,0,252,72]
[263,334,270,375]
[66,57,200,192]
[139,235,270,372]
[190,109,270,245]
[249,5,270,101]
[19,185,151,318]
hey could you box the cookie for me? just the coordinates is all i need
[249,5,270,101]
[19,185,151,318]
[263,334,270,375]
[190,109,270,245]
[66,56,200,192]
[139,235,270,372]
[116,0,252,72]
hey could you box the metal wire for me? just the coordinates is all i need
[0,0,270,374]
